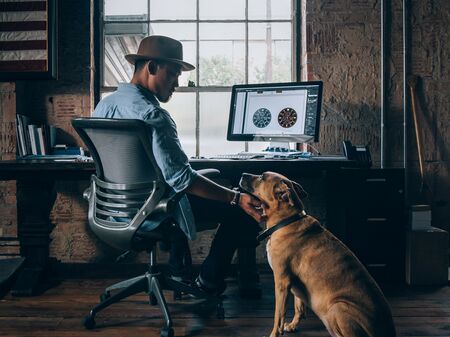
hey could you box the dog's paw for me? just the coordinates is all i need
[284,322,298,333]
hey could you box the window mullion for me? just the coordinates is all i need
[244,0,249,152]
[195,0,200,157]
[148,0,151,32]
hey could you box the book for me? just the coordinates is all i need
[15,115,26,156]
[51,146,84,156]
[37,127,47,155]
[28,124,38,155]
[16,115,62,158]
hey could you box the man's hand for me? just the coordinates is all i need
[239,192,265,223]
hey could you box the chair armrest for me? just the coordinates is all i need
[83,187,92,201]
[197,168,220,178]
[153,197,177,214]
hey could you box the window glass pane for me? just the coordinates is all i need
[248,22,291,83]
[199,23,245,86]
[200,92,244,156]
[150,0,196,20]
[160,92,197,158]
[150,23,197,87]
[105,0,148,20]
[199,0,245,20]
[104,33,146,86]
[248,0,291,20]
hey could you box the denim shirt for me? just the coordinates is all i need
[93,83,199,240]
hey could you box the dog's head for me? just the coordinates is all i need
[239,171,307,216]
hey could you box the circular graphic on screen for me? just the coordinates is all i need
[252,108,272,128]
[278,108,297,128]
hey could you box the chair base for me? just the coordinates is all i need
[83,268,223,336]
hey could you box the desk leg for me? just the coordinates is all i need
[12,179,56,296]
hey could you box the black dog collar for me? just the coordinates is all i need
[257,211,307,242]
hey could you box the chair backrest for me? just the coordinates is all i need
[72,118,170,250]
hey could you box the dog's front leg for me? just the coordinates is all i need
[284,295,306,332]
[270,276,289,337]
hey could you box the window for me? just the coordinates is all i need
[100,0,299,157]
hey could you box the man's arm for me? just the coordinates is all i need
[185,174,263,223]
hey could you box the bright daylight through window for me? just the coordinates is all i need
[101,0,297,157]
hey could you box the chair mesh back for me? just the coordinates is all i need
[84,128,158,184]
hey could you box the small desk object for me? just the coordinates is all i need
[0,157,354,296]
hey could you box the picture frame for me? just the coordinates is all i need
[0,0,57,81]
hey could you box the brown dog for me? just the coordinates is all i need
[239,171,396,337]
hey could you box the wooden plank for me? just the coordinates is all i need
[0,274,450,336]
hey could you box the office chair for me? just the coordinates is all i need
[72,118,223,337]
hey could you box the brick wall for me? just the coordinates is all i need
[0,0,449,264]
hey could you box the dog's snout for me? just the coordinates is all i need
[239,173,258,192]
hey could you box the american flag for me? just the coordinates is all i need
[0,0,50,74]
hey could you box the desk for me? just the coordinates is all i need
[0,158,354,295]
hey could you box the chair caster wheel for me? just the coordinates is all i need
[150,292,158,305]
[83,315,96,329]
[160,327,174,337]
[100,291,110,302]
[173,290,182,301]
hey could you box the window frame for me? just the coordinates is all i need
[96,0,301,157]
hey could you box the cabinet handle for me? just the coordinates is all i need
[367,263,387,268]
[366,178,387,182]
[367,218,388,222]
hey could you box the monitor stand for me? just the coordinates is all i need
[262,142,306,157]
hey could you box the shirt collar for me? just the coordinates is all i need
[117,83,160,106]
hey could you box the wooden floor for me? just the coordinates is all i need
[0,272,449,337]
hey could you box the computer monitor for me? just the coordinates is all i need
[227,81,323,146]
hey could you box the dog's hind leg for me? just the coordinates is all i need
[269,276,290,337]
[325,304,371,337]
[284,295,306,333]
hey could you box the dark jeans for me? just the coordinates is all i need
[169,195,261,285]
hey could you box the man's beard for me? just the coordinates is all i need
[157,92,172,103]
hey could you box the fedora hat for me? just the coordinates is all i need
[125,35,194,71]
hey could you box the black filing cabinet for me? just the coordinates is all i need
[327,168,405,283]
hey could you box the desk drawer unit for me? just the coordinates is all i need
[327,168,405,283]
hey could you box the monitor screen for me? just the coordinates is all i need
[227,81,323,143]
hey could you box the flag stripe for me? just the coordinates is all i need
[0,49,47,60]
[0,1,46,12]
[0,59,47,71]
[0,30,47,41]
[0,21,46,31]
[0,10,46,22]
[1,0,46,2]
[0,39,46,50]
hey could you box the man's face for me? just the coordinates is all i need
[153,62,181,103]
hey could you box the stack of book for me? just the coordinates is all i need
[16,114,56,156]
[16,114,86,159]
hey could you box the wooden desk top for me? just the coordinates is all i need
[0,157,354,181]
[0,159,95,180]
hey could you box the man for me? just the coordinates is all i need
[93,35,262,295]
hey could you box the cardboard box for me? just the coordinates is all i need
[410,204,432,230]
[406,227,449,285]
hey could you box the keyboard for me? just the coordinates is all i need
[205,153,348,160]
[208,153,265,160]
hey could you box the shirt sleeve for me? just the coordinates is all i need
[144,107,199,193]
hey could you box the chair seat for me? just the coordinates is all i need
[131,223,171,251]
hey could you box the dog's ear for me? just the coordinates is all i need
[290,180,308,200]
[276,181,296,207]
